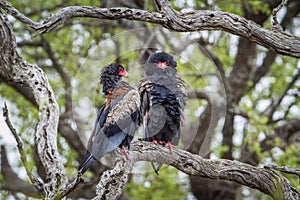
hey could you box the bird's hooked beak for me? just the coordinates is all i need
[119,68,129,78]
[156,62,168,69]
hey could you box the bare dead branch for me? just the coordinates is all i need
[55,174,84,199]
[265,164,300,183]
[2,103,43,192]
[0,1,300,58]
[272,0,288,31]
[94,156,133,200]
[249,0,300,90]
[0,0,40,28]
[90,141,300,200]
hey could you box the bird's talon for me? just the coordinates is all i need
[166,141,173,154]
[152,139,158,144]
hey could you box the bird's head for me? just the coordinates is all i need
[101,63,128,80]
[147,51,177,70]
[117,66,128,78]
[100,63,128,94]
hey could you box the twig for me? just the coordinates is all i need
[266,68,300,122]
[55,173,84,199]
[2,103,43,192]
[264,164,300,183]
[272,0,289,31]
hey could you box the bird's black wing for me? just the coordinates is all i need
[78,104,105,174]
[172,76,187,145]
[138,77,150,139]
[78,86,140,174]
[88,87,140,160]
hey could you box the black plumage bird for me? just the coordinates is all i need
[78,63,140,174]
[138,52,186,173]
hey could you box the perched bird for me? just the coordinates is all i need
[78,63,140,174]
[138,52,186,173]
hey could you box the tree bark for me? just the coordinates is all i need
[0,0,300,58]
[0,10,67,199]
[92,141,300,200]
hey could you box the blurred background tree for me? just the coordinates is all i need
[0,0,299,199]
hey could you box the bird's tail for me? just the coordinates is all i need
[151,162,163,175]
[78,151,95,174]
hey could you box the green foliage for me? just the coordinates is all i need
[247,0,271,15]
[276,145,300,191]
[212,144,229,158]
[212,0,243,15]
[57,133,79,178]
[125,165,188,200]
[1,0,300,199]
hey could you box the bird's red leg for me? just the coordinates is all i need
[120,146,130,160]
[165,141,173,154]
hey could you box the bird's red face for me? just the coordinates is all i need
[156,62,168,69]
[118,68,128,77]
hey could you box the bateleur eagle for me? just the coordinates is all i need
[78,63,140,174]
[138,52,186,174]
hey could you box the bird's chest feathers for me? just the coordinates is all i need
[149,84,177,107]
[105,87,129,105]
[104,92,113,111]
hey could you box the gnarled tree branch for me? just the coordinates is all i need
[0,0,300,58]
[0,10,67,199]
[91,141,300,200]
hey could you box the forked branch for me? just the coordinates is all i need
[0,0,300,58]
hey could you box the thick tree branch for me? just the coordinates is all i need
[91,141,300,200]
[0,11,67,198]
[0,1,300,58]
[94,155,133,200]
